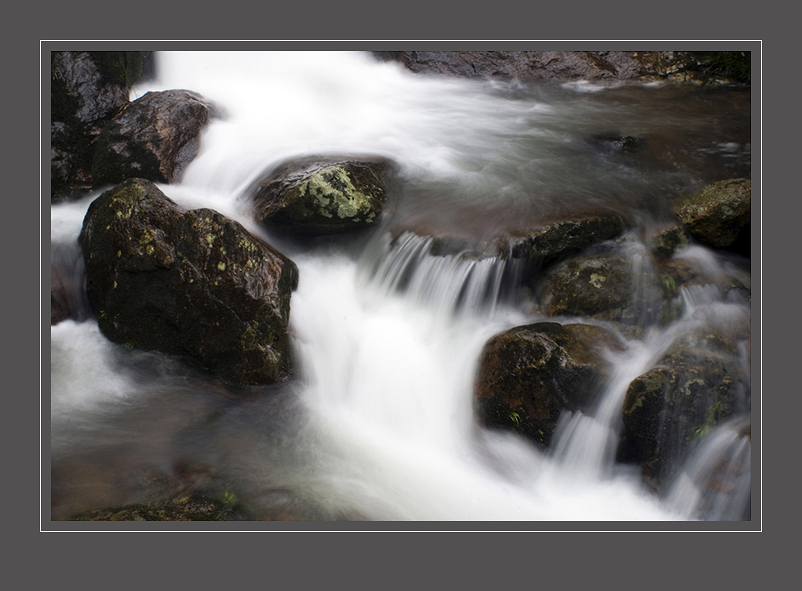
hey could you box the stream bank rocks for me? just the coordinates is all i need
[249,156,395,236]
[373,51,750,85]
[51,51,215,201]
[475,322,622,447]
[51,51,149,200]
[79,178,299,386]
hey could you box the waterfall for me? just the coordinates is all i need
[49,50,752,524]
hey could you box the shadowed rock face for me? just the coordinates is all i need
[475,322,621,447]
[249,156,395,236]
[79,178,299,386]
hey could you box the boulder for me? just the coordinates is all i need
[618,326,751,486]
[674,178,751,251]
[91,89,215,188]
[249,156,394,236]
[475,322,621,447]
[79,178,299,385]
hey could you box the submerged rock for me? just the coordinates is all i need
[79,178,299,386]
[249,156,394,236]
[475,322,621,447]
[674,178,751,251]
[91,89,216,188]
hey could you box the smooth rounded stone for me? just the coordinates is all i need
[91,89,216,188]
[249,156,395,236]
[475,322,622,448]
[79,178,299,386]
[674,178,751,250]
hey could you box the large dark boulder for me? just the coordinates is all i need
[475,322,621,447]
[91,90,215,189]
[674,178,751,252]
[618,324,751,487]
[249,156,394,236]
[79,178,299,385]
[51,51,149,200]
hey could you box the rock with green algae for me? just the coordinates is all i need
[674,178,751,250]
[249,156,395,236]
[474,322,623,448]
[79,178,299,386]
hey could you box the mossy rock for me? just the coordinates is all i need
[249,156,395,236]
[79,178,299,385]
[475,322,622,448]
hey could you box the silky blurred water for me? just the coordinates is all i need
[49,51,751,523]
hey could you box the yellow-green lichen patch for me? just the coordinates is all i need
[589,273,606,289]
[217,262,226,272]
[205,234,215,248]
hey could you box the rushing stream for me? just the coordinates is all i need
[49,51,752,524]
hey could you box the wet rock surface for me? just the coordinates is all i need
[79,178,299,385]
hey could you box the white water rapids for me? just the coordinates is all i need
[49,51,752,524]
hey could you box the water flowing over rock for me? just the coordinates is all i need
[248,156,394,236]
[674,178,751,252]
[51,51,149,200]
[91,90,216,189]
[78,178,299,386]
[618,324,751,488]
[475,322,622,448]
